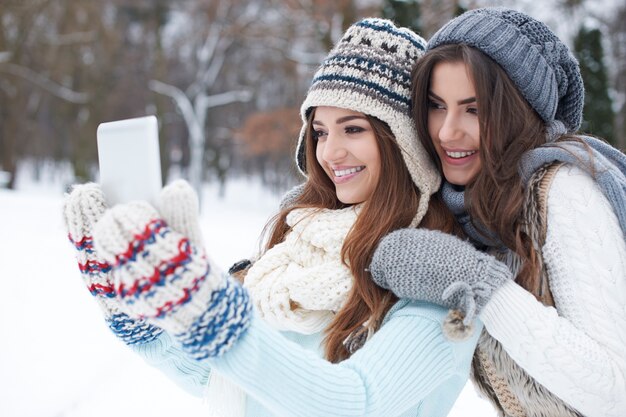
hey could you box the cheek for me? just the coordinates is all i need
[472,124,481,148]
[315,142,324,165]
[427,113,441,144]
[466,119,481,149]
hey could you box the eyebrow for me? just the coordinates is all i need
[428,91,476,105]
[312,115,367,126]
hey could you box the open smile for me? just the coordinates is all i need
[441,149,478,166]
[333,166,364,177]
[445,150,477,159]
[332,166,365,184]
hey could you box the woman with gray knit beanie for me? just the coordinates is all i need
[371,7,626,417]
[63,18,482,417]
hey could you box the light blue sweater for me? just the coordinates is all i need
[133,299,481,417]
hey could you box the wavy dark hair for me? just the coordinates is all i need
[259,108,458,362]
[411,43,564,305]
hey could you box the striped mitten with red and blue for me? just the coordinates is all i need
[91,180,252,360]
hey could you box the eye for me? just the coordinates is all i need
[428,99,445,110]
[345,126,365,135]
[312,129,327,141]
[466,106,478,115]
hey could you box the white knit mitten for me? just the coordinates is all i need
[64,183,162,345]
[93,181,252,359]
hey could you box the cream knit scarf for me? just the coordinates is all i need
[205,206,359,417]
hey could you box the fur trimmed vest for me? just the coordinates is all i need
[470,163,583,417]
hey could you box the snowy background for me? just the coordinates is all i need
[0,171,496,417]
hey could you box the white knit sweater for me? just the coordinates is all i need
[481,165,626,417]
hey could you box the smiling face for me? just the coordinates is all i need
[427,61,481,186]
[313,106,381,204]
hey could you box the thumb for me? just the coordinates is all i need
[158,179,204,247]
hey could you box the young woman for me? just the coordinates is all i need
[371,7,626,417]
[63,19,480,417]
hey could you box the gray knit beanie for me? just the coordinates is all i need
[428,7,584,134]
[295,18,441,226]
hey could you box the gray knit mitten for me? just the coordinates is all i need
[64,183,163,345]
[370,228,512,339]
[92,181,252,360]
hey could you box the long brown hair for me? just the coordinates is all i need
[412,44,550,303]
[262,109,457,362]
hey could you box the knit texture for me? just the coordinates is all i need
[469,164,580,416]
[209,303,480,417]
[91,186,252,360]
[206,206,359,417]
[244,206,358,333]
[370,228,512,332]
[64,183,162,345]
[295,18,440,226]
[480,166,626,417]
[428,7,584,133]
[520,135,626,242]
[132,300,482,417]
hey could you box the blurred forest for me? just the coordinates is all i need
[1,0,624,195]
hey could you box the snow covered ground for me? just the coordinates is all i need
[0,176,495,417]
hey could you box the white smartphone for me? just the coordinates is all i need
[97,115,162,207]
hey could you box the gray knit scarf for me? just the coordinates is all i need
[441,132,626,248]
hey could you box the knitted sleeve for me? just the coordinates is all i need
[131,331,211,398]
[207,302,481,417]
[481,165,626,417]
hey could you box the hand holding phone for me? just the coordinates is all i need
[97,115,162,207]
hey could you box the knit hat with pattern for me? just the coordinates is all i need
[295,18,441,226]
[428,7,584,134]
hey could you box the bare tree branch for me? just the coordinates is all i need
[149,79,203,142]
[0,62,90,103]
[202,89,253,109]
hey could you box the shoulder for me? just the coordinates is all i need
[379,300,481,371]
[549,163,598,194]
[386,299,448,322]
[546,163,620,232]
[385,300,483,340]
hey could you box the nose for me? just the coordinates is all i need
[437,113,464,144]
[320,131,348,162]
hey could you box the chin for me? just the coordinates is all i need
[447,178,470,186]
[336,193,364,205]
[444,171,478,187]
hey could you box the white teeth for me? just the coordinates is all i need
[446,150,476,159]
[333,166,364,177]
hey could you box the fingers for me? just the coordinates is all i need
[93,201,161,265]
[63,183,107,243]
[159,179,204,247]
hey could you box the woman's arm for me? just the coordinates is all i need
[481,165,626,417]
[207,302,481,417]
[131,331,210,398]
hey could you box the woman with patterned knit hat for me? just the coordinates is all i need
[62,18,481,417]
[371,7,626,417]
